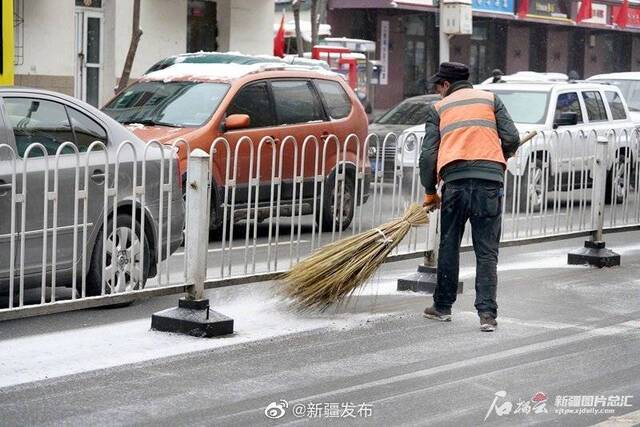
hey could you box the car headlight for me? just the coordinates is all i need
[404,134,417,152]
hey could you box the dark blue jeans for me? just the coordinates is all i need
[434,178,503,317]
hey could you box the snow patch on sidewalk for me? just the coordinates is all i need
[352,247,588,297]
[0,286,388,389]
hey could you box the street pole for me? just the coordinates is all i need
[439,1,450,63]
[567,135,620,268]
[151,148,234,338]
[185,149,210,300]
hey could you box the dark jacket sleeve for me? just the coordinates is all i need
[494,95,520,159]
[419,105,440,194]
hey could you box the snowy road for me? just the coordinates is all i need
[0,232,639,426]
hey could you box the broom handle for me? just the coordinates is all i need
[519,131,538,146]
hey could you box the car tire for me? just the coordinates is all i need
[86,213,150,297]
[318,174,355,232]
[505,158,547,213]
[605,153,635,205]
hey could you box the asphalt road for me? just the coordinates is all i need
[0,232,639,426]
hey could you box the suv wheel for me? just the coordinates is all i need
[605,153,635,204]
[506,158,547,213]
[319,175,355,232]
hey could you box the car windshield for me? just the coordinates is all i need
[375,100,433,125]
[488,90,549,125]
[103,81,230,127]
[590,79,640,112]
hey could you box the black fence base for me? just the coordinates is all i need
[151,298,234,338]
[397,265,464,294]
[567,240,621,268]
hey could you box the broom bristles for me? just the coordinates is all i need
[279,203,429,311]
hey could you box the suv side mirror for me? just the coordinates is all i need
[553,111,578,129]
[223,114,250,131]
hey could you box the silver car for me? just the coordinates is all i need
[0,88,184,302]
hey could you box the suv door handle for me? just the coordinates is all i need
[0,180,12,196]
[90,169,106,184]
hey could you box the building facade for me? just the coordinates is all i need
[11,0,274,107]
[327,0,640,109]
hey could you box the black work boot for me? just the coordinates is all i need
[423,305,452,322]
[479,312,497,332]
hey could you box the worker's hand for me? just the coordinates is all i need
[423,193,441,212]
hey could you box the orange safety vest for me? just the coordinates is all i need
[434,88,506,175]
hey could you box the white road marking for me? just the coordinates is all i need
[212,316,640,423]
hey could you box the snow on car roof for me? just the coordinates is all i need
[476,81,615,92]
[141,62,339,83]
[588,72,640,81]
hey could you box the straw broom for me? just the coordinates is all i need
[279,132,538,311]
[279,203,429,311]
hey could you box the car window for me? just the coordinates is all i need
[67,108,108,150]
[3,97,75,157]
[226,82,274,128]
[591,80,640,112]
[489,91,548,125]
[554,92,583,124]
[375,100,435,126]
[582,91,608,122]
[605,91,627,120]
[103,81,230,127]
[314,79,352,119]
[270,80,325,126]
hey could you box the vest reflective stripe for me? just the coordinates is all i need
[434,88,505,175]
[441,119,497,136]
[436,97,494,114]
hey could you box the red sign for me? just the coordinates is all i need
[611,4,640,28]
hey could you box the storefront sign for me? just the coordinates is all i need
[611,4,640,28]
[576,2,608,25]
[380,20,389,85]
[528,0,572,19]
[472,0,515,14]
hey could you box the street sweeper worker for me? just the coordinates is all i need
[419,62,520,332]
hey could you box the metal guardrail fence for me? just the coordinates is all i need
[1,127,639,319]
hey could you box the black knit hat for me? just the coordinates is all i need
[428,62,470,84]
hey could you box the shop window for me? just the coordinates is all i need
[227,82,274,129]
[605,91,627,120]
[403,15,430,97]
[582,91,607,122]
[187,0,217,53]
[470,20,506,84]
[554,92,583,124]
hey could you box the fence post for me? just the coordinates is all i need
[567,136,620,267]
[397,208,464,294]
[152,149,234,337]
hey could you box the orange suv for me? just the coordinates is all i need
[103,63,371,230]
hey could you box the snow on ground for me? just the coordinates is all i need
[0,286,390,389]
[352,245,590,297]
[2,240,640,389]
